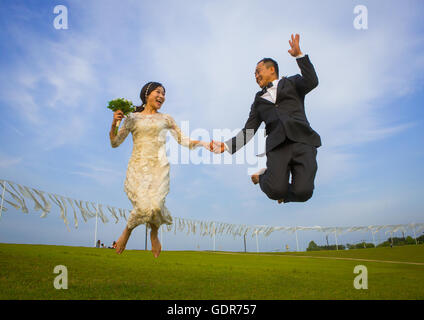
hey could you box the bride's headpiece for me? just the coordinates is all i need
[136,82,165,112]
[144,82,153,107]
[139,81,165,109]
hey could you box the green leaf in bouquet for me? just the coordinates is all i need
[108,98,136,135]
[107,98,136,115]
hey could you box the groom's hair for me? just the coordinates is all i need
[258,58,279,77]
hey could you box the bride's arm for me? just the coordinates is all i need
[165,114,207,150]
[110,111,132,148]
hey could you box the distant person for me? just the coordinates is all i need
[96,240,101,248]
[109,241,117,249]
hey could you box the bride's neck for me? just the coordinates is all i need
[142,105,158,114]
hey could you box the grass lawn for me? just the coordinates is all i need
[0,243,423,299]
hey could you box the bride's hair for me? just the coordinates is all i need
[134,81,166,112]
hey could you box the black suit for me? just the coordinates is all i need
[225,55,321,203]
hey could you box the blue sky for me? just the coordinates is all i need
[1,0,424,251]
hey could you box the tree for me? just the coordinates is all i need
[307,241,319,251]
[405,236,416,245]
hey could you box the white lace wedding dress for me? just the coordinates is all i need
[110,112,200,230]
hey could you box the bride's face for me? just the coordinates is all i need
[147,86,165,110]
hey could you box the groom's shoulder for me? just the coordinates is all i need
[285,74,302,85]
[252,92,262,105]
[286,74,301,81]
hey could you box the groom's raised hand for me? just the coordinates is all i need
[288,33,303,57]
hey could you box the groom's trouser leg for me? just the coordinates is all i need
[285,140,318,203]
[258,140,291,200]
[259,139,318,203]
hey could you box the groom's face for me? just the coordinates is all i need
[255,62,276,88]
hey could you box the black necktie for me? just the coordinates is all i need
[260,82,274,95]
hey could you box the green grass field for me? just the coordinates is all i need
[0,243,423,300]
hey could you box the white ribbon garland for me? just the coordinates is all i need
[1,179,424,240]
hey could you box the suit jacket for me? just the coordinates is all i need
[225,54,322,155]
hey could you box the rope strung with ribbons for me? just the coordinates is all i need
[1,179,423,238]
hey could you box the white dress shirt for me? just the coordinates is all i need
[223,54,306,152]
[260,78,280,104]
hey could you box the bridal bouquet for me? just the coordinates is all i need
[107,98,136,135]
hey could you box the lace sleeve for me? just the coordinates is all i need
[110,113,134,148]
[165,114,200,150]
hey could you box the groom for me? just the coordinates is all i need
[212,34,321,204]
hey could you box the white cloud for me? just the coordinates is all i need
[0,154,23,168]
[69,159,127,186]
[0,17,102,147]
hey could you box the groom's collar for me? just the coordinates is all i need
[256,78,282,95]
[270,79,279,87]
[261,79,279,89]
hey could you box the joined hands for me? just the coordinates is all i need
[210,140,225,153]
[200,140,225,153]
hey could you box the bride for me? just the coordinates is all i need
[109,81,211,257]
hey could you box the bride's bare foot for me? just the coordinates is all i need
[115,226,132,254]
[150,225,162,258]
